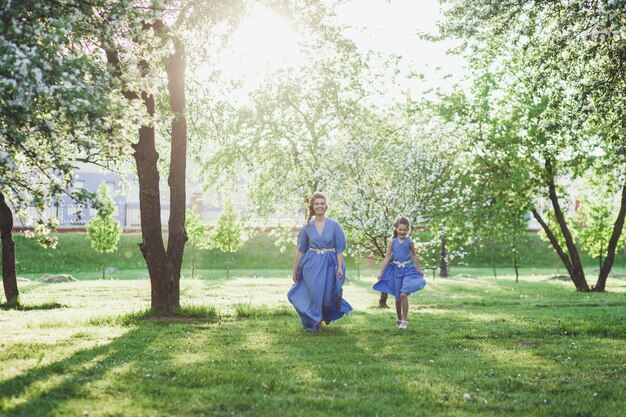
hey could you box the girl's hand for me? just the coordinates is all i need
[377,273,382,281]
[292,271,299,283]
[337,266,343,279]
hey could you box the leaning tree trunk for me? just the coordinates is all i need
[595,183,626,292]
[532,209,576,276]
[544,158,590,291]
[0,192,18,305]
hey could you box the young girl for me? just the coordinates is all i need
[373,217,426,329]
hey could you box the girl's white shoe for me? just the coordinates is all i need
[396,319,401,328]
[398,320,408,329]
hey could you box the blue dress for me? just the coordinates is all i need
[288,218,352,331]
[373,237,426,299]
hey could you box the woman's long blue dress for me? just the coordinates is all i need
[288,218,352,331]
[373,237,426,299]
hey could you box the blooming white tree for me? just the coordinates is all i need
[191,2,395,223]
[326,104,466,270]
[0,0,138,304]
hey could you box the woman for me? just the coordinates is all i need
[288,193,352,332]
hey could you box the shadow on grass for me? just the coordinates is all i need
[0,301,66,311]
[0,307,413,416]
[87,305,220,326]
[0,307,222,417]
[2,297,625,417]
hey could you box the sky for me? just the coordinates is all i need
[202,0,467,102]
[333,0,467,93]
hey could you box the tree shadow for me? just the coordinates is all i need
[0,302,66,311]
[0,315,222,416]
[2,300,625,416]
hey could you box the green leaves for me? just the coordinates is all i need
[86,184,121,255]
[185,209,209,250]
[437,0,626,287]
[211,202,253,256]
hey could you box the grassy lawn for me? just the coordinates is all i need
[1,272,625,417]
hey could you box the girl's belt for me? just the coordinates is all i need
[309,248,335,254]
[393,260,411,268]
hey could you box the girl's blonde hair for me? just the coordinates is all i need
[308,192,327,225]
[393,217,410,238]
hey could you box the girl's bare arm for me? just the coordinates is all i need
[410,241,423,274]
[377,239,393,280]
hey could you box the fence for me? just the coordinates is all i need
[13,202,546,232]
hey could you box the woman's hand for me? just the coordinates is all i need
[337,266,343,279]
[292,270,299,283]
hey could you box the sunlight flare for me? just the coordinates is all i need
[212,6,305,96]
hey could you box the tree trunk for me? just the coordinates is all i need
[511,236,519,283]
[532,209,575,275]
[226,253,231,279]
[191,244,195,279]
[379,292,389,308]
[439,236,448,278]
[599,251,602,272]
[0,192,18,305]
[134,90,174,311]
[106,48,172,311]
[102,252,105,280]
[105,26,188,313]
[165,36,188,306]
[545,158,589,291]
[595,183,626,292]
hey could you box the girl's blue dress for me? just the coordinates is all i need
[373,237,426,299]
[288,218,352,331]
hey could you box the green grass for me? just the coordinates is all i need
[1,273,625,416]
[13,232,300,274]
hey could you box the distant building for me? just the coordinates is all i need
[15,163,302,231]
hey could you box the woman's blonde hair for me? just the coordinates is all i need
[307,192,327,225]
